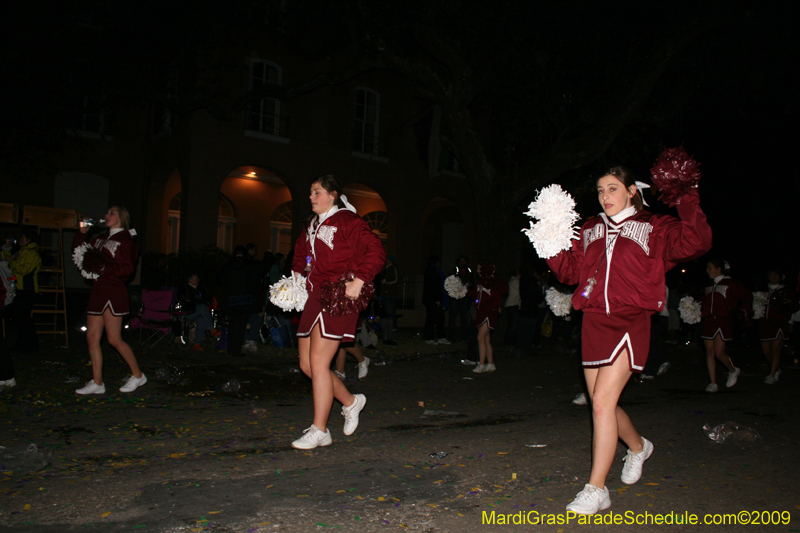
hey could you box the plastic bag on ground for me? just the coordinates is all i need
[703,421,760,443]
[0,444,54,474]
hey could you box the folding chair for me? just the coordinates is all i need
[130,289,175,348]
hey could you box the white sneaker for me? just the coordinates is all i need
[357,356,371,379]
[334,370,346,380]
[437,338,451,345]
[705,383,718,393]
[621,437,654,484]
[639,374,655,380]
[566,484,611,515]
[775,368,782,382]
[572,392,588,405]
[764,374,776,384]
[0,377,16,388]
[342,393,366,435]
[657,362,671,376]
[726,367,741,388]
[76,380,106,395]
[120,374,147,393]
[484,363,496,372]
[291,424,332,450]
[472,364,486,373]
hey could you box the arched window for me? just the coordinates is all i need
[167,194,238,253]
[270,201,293,255]
[362,211,388,241]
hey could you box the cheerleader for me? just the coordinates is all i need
[290,175,385,450]
[547,165,711,514]
[468,262,508,373]
[700,259,751,392]
[758,268,797,384]
[72,206,146,395]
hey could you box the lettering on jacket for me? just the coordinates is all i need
[620,221,653,255]
[705,283,729,298]
[316,225,337,250]
[584,225,605,251]
[103,240,121,257]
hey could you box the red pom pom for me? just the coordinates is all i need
[650,146,702,207]
[82,247,108,276]
[320,272,375,317]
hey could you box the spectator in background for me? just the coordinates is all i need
[0,271,14,388]
[448,255,473,343]
[2,230,41,353]
[380,255,399,345]
[178,273,217,351]
[504,269,521,347]
[423,255,448,345]
[218,246,262,357]
[517,267,545,356]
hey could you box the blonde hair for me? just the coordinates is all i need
[111,205,131,230]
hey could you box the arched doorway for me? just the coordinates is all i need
[221,166,292,256]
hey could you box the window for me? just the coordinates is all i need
[353,88,385,156]
[153,65,179,135]
[166,194,237,253]
[246,60,285,137]
[362,211,388,241]
[69,89,109,138]
[270,201,293,255]
[438,148,464,174]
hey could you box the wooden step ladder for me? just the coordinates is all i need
[22,206,79,348]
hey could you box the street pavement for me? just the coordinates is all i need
[1,329,798,532]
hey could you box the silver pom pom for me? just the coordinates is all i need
[545,287,573,317]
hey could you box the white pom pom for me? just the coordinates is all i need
[752,292,768,320]
[545,287,573,317]
[269,275,308,312]
[678,296,701,324]
[444,275,467,299]
[72,243,99,280]
[521,184,581,259]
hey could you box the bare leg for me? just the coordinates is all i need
[477,323,489,365]
[103,311,142,378]
[763,336,782,376]
[713,335,734,373]
[584,351,639,489]
[704,338,716,384]
[299,325,356,431]
[335,347,347,374]
[485,327,494,365]
[345,343,365,363]
[85,314,105,385]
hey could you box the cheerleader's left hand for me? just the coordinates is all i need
[345,277,365,300]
